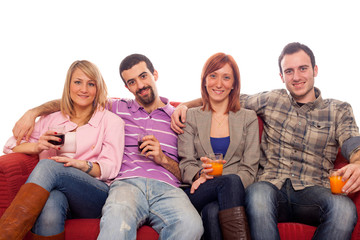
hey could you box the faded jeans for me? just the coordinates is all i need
[245,179,357,240]
[26,159,109,236]
[98,177,203,240]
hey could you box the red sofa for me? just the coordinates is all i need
[1,106,360,239]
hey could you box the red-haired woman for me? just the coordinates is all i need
[178,53,260,240]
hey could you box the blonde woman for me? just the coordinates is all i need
[0,60,125,240]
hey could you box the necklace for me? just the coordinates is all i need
[212,114,228,127]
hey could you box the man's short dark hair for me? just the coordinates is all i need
[119,54,155,84]
[278,42,316,74]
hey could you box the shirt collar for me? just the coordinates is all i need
[59,108,105,128]
[127,96,174,117]
[289,87,324,110]
[87,108,106,127]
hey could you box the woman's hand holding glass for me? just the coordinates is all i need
[190,155,226,194]
[34,130,64,153]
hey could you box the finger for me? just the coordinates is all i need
[190,186,195,194]
[345,179,359,194]
[50,156,59,161]
[190,183,199,194]
[180,109,187,126]
[16,133,24,145]
[16,129,28,145]
[171,123,183,134]
[205,175,214,180]
[343,172,360,194]
[337,166,349,178]
[170,117,184,134]
[200,157,211,163]
[202,163,212,169]
[25,126,34,142]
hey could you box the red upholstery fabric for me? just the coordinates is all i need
[1,103,359,239]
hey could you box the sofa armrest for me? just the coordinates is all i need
[0,153,39,215]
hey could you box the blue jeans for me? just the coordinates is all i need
[184,174,245,240]
[26,159,109,236]
[98,177,203,240]
[245,179,357,240]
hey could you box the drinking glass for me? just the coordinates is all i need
[329,169,347,195]
[137,133,149,154]
[206,153,223,176]
[48,125,65,147]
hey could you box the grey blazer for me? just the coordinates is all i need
[178,106,260,188]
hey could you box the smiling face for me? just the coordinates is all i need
[280,50,318,103]
[69,68,97,111]
[205,63,234,105]
[122,61,158,106]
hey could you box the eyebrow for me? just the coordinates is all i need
[126,71,148,83]
[139,71,147,77]
[284,64,310,72]
[299,65,310,68]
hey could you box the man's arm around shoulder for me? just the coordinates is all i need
[13,99,61,144]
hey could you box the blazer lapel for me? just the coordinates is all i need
[195,109,214,155]
[224,111,244,162]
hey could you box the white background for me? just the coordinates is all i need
[1,0,359,152]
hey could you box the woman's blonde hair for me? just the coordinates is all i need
[61,60,108,119]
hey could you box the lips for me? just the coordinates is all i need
[212,89,225,95]
[137,87,151,96]
[293,82,305,88]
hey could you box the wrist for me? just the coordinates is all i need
[85,161,93,173]
[198,168,204,178]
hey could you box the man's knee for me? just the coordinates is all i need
[246,182,276,204]
[332,196,357,226]
[178,211,204,238]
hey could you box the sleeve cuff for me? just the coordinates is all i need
[341,136,360,160]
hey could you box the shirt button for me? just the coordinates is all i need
[292,174,295,177]
[298,122,301,126]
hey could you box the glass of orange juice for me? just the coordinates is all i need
[329,169,347,195]
[206,153,223,176]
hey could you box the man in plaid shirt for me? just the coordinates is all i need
[171,42,360,240]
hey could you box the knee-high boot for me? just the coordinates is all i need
[219,206,251,240]
[29,231,65,240]
[0,183,50,240]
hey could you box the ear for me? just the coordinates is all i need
[313,65,318,77]
[280,73,285,83]
[153,70,159,81]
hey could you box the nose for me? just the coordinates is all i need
[137,79,145,89]
[293,69,301,80]
[215,77,222,88]
[80,83,88,92]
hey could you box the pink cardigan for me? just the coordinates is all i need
[4,109,125,184]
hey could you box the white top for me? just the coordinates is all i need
[58,131,76,158]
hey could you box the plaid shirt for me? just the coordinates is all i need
[241,88,360,190]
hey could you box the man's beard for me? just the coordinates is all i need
[136,86,156,106]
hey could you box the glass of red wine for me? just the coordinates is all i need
[137,132,149,155]
[48,126,65,147]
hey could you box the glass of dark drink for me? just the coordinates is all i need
[48,126,65,147]
[137,133,148,155]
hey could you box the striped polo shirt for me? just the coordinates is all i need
[110,97,180,187]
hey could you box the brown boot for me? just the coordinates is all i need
[219,206,251,240]
[29,231,65,240]
[0,183,50,240]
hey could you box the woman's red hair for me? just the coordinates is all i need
[201,53,241,113]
